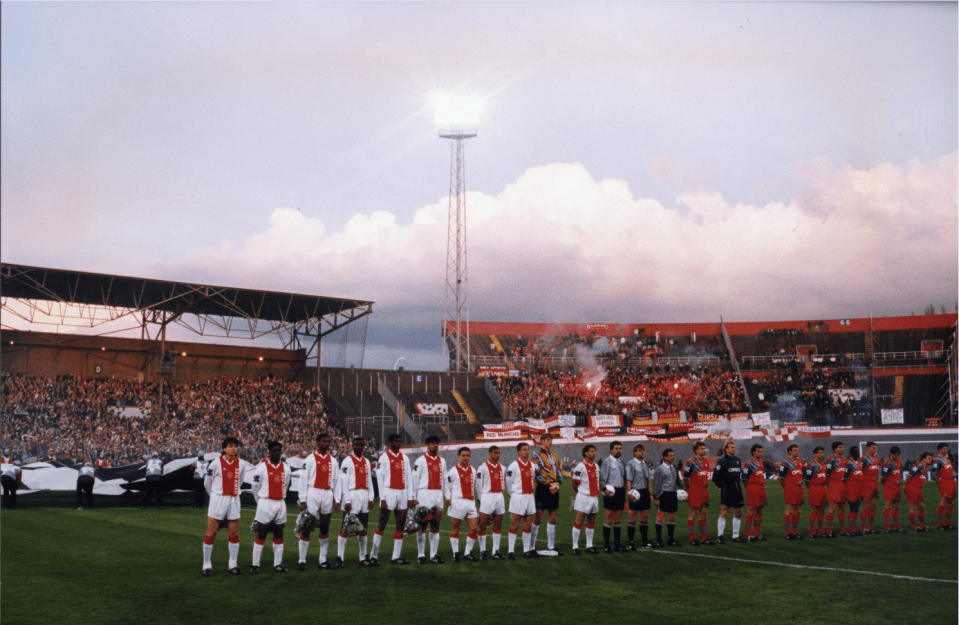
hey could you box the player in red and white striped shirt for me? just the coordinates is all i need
[335,437,375,567]
[412,435,450,564]
[296,433,341,570]
[571,444,601,555]
[476,446,507,560]
[506,442,538,559]
[202,437,253,576]
[446,447,479,562]
[250,441,292,574]
[371,433,415,565]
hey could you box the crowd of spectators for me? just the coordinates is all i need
[489,363,748,424]
[494,332,724,365]
[1,372,351,466]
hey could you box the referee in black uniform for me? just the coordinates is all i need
[712,440,745,544]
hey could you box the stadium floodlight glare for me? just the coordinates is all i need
[433,94,480,139]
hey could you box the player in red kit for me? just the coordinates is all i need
[932,443,956,530]
[250,441,292,573]
[297,433,340,571]
[843,447,864,536]
[571,444,602,555]
[446,447,480,562]
[372,433,415,565]
[777,443,805,540]
[476,446,507,560]
[506,442,539,559]
[881,446,905,533]
[804,446,828,538]
[903,452,935,532]
[335,437,376,567]
[202,437,254,576]
[412,435,450,564]
[742,444,767,542]
[682,441,713,546]
[824,441,847,538]
[859,441,882,534]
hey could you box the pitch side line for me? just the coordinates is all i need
[242,509,955,583]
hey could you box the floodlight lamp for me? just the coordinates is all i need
[433,94,480,138]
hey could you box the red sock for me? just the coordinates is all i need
[687,520,695,542]
[909,512,917,529]
[937,505,945,527]
[791,513,800,536]
[744,514,753,537]
[754,512,762,535]
[947,504,954,524]
[699,518,707,542]
[849,511,857,531]
[809,513,816,534]
[918,511,926,529]
[883,509,890,530]
[784,514,791,536]
[893,508,900,530]
[826,512,834,532]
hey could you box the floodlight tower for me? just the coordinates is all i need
[435,95,480,373]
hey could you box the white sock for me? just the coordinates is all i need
[228,540,239,569]
[203,542,213,569]
[732,516,741,537]
[547,523,556,550]
[319,536,329,563]
[417,531,426,557]
[508,531,517,553]
[522,531,531,553]
[252,540,264,567]
[479,533,488,552]
[718,516,727,537]
[585,527,594,548]
[450,534,460,554]
[371,532,383,559]
[531,523,540,549]
[492,531,502,553]
[465,534,475,555]
[358,534,368,561]
[429,531,439,557]
[392,534,404,560]
[337,534,347,559]
[572,525,581,548]
[298,537,309,563]
[272,541,283,567]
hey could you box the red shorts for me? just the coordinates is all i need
[906,487,923,505]
[845,481,862,503]
[784,484,804,506]
[745,484,767,508]
[939,479,956,499]
[882,483,901,503]
[827,482,845,503]
[688,486,709,509]
[861,482,879,500]
[809,485,827,508]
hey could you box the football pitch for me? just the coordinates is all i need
[2,483,956,625]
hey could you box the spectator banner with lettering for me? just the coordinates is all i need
[483,421,526,431]
[729,412,751,422]
[752,412,772,428]
[695,413,726,423]
[589,415,624,428]
[559,427,579,440]
[627,425,666,435]
[631,416,655,426]
[667,422,697,433]
[415,403,452,416]
[653,411,684,424]
[553,415,577,427]
[798,426,832,438]
[476,429,528,440]
[478,366,509,377]
[881,408,904,425]
[580,427,625,439]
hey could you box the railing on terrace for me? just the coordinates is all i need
[742,353,865,365]
[874,350,950,361]
[470,355,722,368]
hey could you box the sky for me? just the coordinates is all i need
[2,1,957,371]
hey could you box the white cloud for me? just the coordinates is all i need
[166,152,958,337]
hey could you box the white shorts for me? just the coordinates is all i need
[417,489,444,510]
[448,498,479,520]
[381,487,409,511]
[344,488,372,514]
[574,492,599,515]
[479,493,506,516]
[208,493,241,521]
[254,498,287,525]
[509,493,536,517]
[303,487,335,515]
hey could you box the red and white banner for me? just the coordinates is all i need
[619,396,643,404]
[797,427,831,439]
[416,403,451,416]
[654,412,683,424]
[589,414,623,428]
[762,428,796,442]
[478,366,509,377]
[477,429,528,440]
[696,413,727,423]
[553,415,577,427]
[667,422,697,433]
[752,412,772,428]
[729,412,751,422]
[632,417,655,426]
[627,425,666,436]
[484,421,526,431]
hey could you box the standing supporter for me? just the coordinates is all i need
[683,441,713,546]
[844,447,864,536]
[571,444,601,555]
[1,460,22,509]
[297,433,340,571]
[476,446,508,560]
[142,452,164,509]
[881,446,905,533]
[335,437,375,567]
[250,441,291,574]
[742,444,767,542]
[777,443,805,540]
[202,437,253,576]
[805,446,828,538]
[531,433,563,554]
[505,441,538,559]
[600,440,627,552]
[626,444,653,549]
[824,441,847,538]
[859,441,882,534]
[932,443,956,530]
[712,440,744,544]
[412,435,449,564]
[446,447,479,563]
[651,448,682,547]
[903,452,935,532]
[371,433,414,566]
[76,461,95,510]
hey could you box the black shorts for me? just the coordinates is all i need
[657,491,678,514]
[720,484,744,509]
[535,483,560,511]
[628,488,651,512]
[603,487,626,512]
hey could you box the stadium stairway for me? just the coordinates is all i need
[451,390,476,424]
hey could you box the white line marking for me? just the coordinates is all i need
[237,508,956,583]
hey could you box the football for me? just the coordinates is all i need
[628,489,640,501]
[677,489,688,501]
[550,483,560,493]
[604,484,616,496]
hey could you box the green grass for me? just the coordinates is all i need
[2,483,956,625]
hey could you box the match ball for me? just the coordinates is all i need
[605,484,616,496]
[677,489,688,502]
[550,483,560,494]
[628,489,640,501]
